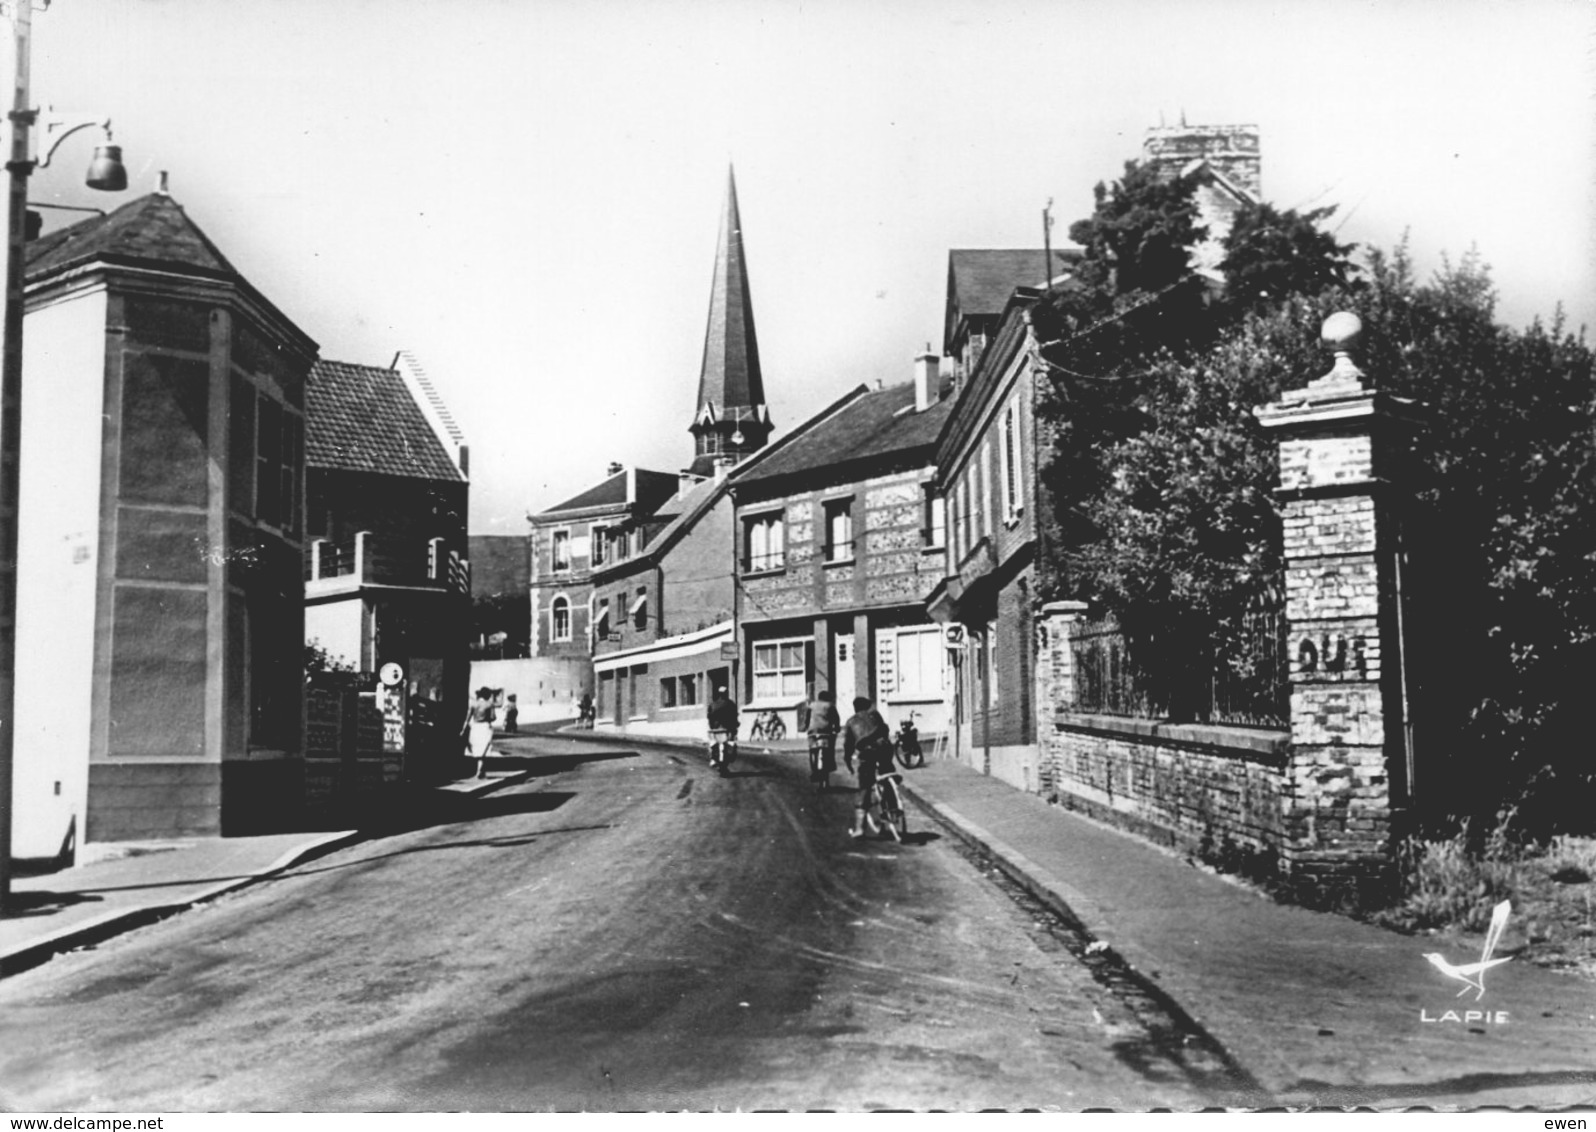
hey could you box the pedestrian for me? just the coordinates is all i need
[578,690,595,728]
[843,695,896,840]
[803,689,841,786]
[462,686,497,779]
[504,693,519,734]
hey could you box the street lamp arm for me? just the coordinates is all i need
[33,107,113,169]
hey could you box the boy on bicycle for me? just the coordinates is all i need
[803,689,841,785]
[843,695,897,840]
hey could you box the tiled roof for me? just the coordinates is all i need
[540,468,678,516]
[948,249,1079,319]
[592,474,730,580]
[26,193,238,283]
[733,381,951,486]
[307,360,464,482]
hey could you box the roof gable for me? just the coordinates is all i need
[945,248,1080,352]
[733,381,951,488]
[307,360,465,482]
[26,192,238,283]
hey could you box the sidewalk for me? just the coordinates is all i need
[900,758,1596,1109]
[0,767,531,980]
[543,726,1596,1105]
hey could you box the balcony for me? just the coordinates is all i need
[306,532,470,598]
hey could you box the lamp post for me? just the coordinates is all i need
[0,0,125,908]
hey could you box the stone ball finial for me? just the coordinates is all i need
[1322,311,1362,352]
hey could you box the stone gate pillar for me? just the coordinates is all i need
[1036,600,1088,798]
[1254,312,1420,902]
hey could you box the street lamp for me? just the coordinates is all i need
[0,0,127,908]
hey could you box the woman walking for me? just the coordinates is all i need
[462,686,497,779]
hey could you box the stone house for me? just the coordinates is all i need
[526,463,681,706]
[303,353,470,779]
[13,191,316,858]
[588,474,738,736]
[926,286,1051,789]
[732,359,953,738]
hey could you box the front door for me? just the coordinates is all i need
[834,634,855,705]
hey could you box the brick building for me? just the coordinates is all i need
[13,192,316,856]
[733,359,953,738]
[927,286,1050,788]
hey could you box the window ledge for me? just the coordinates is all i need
[742,566,786,579]
[822,557,856,568]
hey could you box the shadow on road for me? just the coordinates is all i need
[480,750,638,779]
[0,890,106,919]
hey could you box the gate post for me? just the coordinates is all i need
[1036,600,1088,798]
[1254,312,1420,905]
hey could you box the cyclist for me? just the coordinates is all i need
[803,689,841,787]
[706,685,740,773]
[843,695,897,840]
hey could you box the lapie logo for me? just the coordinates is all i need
[1419,899,1512,1025]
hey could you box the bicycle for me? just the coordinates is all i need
[873,771,908,840]
[749,709,786,742]
[807,730,836,791]
[893,712,925,768]
[707,728,738,776]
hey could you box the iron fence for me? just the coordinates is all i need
[1071,607,1288,729]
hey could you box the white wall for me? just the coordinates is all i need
[470,656,588,723]
[13,290,108,860]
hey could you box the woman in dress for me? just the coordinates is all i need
[462,686,497,779]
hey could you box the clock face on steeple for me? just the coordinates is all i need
[688,166,772,477]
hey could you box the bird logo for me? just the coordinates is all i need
[1422,899,1512,1001]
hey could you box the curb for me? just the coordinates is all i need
[898,779,1271,1102]
[0,772,533,981]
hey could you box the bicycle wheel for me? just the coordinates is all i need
[771,718,786,740]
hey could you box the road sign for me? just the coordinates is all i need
[719,642,738,661]
[944,624,966,649]
[379,662,404,687]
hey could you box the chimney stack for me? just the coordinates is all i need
[607,461,624,477]
[913,348,940,412]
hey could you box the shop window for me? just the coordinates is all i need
[753,638,806,700]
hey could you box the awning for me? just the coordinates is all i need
[593,606,610,631]
[630,593,648,617]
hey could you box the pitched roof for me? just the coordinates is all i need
[945,248,1081,354]
[732,380,951,488]
[307,360,465,482]
[26,192,239,284]
[694,166,766,416]
[539,468,678,516]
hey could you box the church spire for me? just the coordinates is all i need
[689,165,772,477]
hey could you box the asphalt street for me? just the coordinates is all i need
[0,730,1238,1111]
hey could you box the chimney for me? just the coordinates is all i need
[914,348,939,412]
[607,461,624,477]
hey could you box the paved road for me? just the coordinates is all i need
[0,732,1239,1111]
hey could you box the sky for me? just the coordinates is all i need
[22,0,1596,534]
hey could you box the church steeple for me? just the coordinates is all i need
[689,165,772,477]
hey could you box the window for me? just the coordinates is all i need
[1000,401,1022,523]
[679,673,699,706]
[923,486,946,548]
[551,596,571,641]
[986,620,999,705]
[753,638,806,700]
[980,442,993,538]
[958,472,972,557]
[591,525,608,567]
[659,677,677,708]
[593,598,611,640]
[745,512,785,572]
[552,530,571,572]
[631,588,648,630]
[824,498,854,563]
[895,627,946,697]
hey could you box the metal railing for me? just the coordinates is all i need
[306,532,469,595]
[1071,608,1288,729]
